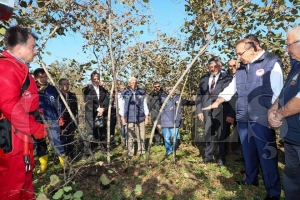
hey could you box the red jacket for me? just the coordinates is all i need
[0,50,40,135]
[0,51,40,199]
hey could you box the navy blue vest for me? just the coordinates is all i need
[122,88,146,123]
[160,94,182,128]
[278,58,300,145]
[236,52,282,126]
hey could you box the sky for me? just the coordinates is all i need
[31,0,189,70]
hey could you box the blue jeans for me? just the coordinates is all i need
[50,121,65,155]
[283,142,300,200]
[162,128,179,155]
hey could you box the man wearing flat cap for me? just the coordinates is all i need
[196,57,234,166]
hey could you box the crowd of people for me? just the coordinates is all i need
[0,24,300,199]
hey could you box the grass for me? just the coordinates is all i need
[33,136,285,200]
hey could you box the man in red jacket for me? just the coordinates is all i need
[0,26,48,199]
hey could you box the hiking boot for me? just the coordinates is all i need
[58,154,66,167]
[37,154,49,174]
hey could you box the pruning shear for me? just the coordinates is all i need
[23,134,30,172]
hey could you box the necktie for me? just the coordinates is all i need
[210,75,216,93]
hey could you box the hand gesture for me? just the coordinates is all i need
[268,110,283,128]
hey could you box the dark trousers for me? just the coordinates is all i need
[110,115,117,139]
[238,122,281,197]
[35,138,48,157]
[151,117,163,145]
[60,121,76,158]
[230,121,242,154]
[283,142,300,200]
[204,114,230,162]
[154,127,163,145]
[84,118,107,155]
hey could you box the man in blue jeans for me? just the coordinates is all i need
[161,87,194,158]
[34,68,66,173]
[268,25,300,200]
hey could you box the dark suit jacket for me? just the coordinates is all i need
[196,71,234,118]
[82,84,109,120]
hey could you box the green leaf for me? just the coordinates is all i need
[100,174,111,185]
[37,0,45,7]
[108,170,113,174]
[52,189,64,199]
[63,186,72,192]
[63,194,71,199]
[134,184,142,192]
[143,0,149,3]
[49,175,60,186]
[291,8,298,15]
[73,191,83,198]
[0,27,6,35]
[36,193,49,200]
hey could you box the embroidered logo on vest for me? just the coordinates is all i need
[256,69,265,76]
[291,74,299,85]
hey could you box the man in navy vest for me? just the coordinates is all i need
[119,77,149,158]
[268,25,300,200]
[203,39,283,200]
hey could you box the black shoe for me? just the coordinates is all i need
[161,153,171,162]
[264,196,280,200]
[217,159,225,166]
[234,157,244,162]
[81,154,88,160]
[232,150,240,156]
[235,180,258,186]
[202,159,213,164]
[126,155,133,160]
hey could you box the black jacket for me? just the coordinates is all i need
[147,89,166,122]
[82,84,109,120]
[196,71,235,118]
[59,91,78,122]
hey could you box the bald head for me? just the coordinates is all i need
[228,60,238,76]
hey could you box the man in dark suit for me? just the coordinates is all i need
[196,57,234,166]
[82,71,109,159]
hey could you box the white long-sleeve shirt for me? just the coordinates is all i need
[219,51,283,104]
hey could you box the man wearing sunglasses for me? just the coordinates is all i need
[203,38,283,200]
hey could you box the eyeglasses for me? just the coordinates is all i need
[236,49,248,56]
[286,40,300,48]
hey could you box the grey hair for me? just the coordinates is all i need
[287,25,300,41]
[128,77,137,82]
[165,86,173,91]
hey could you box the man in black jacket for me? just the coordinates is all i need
[148,81,165,145]
[58,78,78,159]
[196,57,235,166]
[82,71,109,158]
